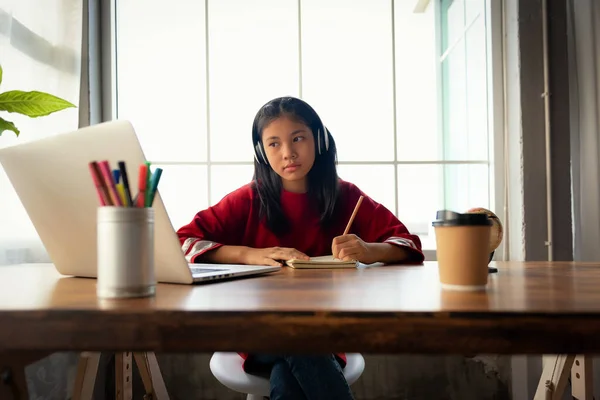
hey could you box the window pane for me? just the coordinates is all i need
[208,0,299,162]
[440,1,489,162]
[397,165,442,236]
[10,0,68,44]
[0,169,38,242]
[465,16,489,160]
[210,165,255,205]
[441,0,465,52]
[0,10,81,261]
[395,0,440,161]
[397,163,489,237]
[444,163,490,213]
[116,0,207,162]
[301,0,395,162]
[465,0,485,25]
[152,165,208,231]
[337,164,396,216]
[441,39,468,160]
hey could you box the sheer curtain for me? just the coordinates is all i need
[0,0,82,267]
[567,1,600,396]
[568,0,600,262]
[0,1,82,397]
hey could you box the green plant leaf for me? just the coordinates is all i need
[0,64,3,86]
[0,116,19,136]
[0,90,76,118]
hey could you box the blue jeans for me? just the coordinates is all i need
[247,354,355,400]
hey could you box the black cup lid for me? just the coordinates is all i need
[432,209,492,227]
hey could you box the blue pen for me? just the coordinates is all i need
[147,167,163,206]
[112,169,120,184]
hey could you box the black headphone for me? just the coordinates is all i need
[253,121,330,164]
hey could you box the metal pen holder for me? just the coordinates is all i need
[96,206,156,299]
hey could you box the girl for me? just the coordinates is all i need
[177,96,424,400]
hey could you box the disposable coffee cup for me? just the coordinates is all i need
[432,210,492,291]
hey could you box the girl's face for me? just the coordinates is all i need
[261,116,316,193]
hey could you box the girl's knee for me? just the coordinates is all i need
[284,354,341,369]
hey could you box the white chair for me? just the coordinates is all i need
[209,352,365,400]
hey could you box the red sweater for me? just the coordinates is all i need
[176,179,424,370]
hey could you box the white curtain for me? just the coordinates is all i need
[568,0,600,262]
[0,0,82,266]
[568,3,600,395]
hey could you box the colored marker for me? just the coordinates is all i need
[98,161,123,206]
[88,161,111,206]
[112,169,120,184]
[145,161,152,207]
[136,164,148,208]
[147,167,163,207]
[117,161,133,207]
[116,184,127,205]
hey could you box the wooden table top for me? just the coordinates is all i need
[1,261,600,355]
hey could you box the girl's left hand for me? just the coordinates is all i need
[332,234,377,264]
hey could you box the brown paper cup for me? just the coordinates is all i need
[433,210,492,291]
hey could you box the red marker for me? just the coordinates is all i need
[136,164,148,208]
[98,160,123,206]
[88,161,111,206]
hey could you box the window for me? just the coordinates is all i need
[439,0,492,212]
[113,0,501,254]
[437,0,501,256]
[0,0,82,265]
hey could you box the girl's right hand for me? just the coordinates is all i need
[243,247,310,267]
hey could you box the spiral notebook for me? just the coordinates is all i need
[285,255,359,269]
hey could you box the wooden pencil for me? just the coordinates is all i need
[343,195,364,235]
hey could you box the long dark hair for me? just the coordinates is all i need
[251,96,340,235]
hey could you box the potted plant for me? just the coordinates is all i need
[0,64,76,136]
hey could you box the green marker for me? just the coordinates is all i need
[147,167,163,207]
[145,161,152,207]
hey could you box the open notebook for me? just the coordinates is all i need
[285,255,359,269]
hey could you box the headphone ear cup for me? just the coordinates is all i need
[255,142,268,164]
[253,143,260,162]
[317,128,322,155]
[318,124,329,153]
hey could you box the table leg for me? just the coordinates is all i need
[571,355,594,400]
[115,352,133,400]
[534,354,575,400]
[71,351,169,400]
[133,352,170,400]
[72,352,101,400]
[0,351,49,400]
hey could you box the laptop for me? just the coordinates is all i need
[0,120,280,284]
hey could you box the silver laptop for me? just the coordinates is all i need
[0,120,280,284]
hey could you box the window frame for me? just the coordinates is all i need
[96,0,505,260]
[425,0,505,261]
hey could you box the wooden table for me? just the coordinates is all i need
[1,260,600,355]
[2,261,600,399]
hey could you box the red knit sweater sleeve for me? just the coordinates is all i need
[176,184,253,263]
[341,181,425,263]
